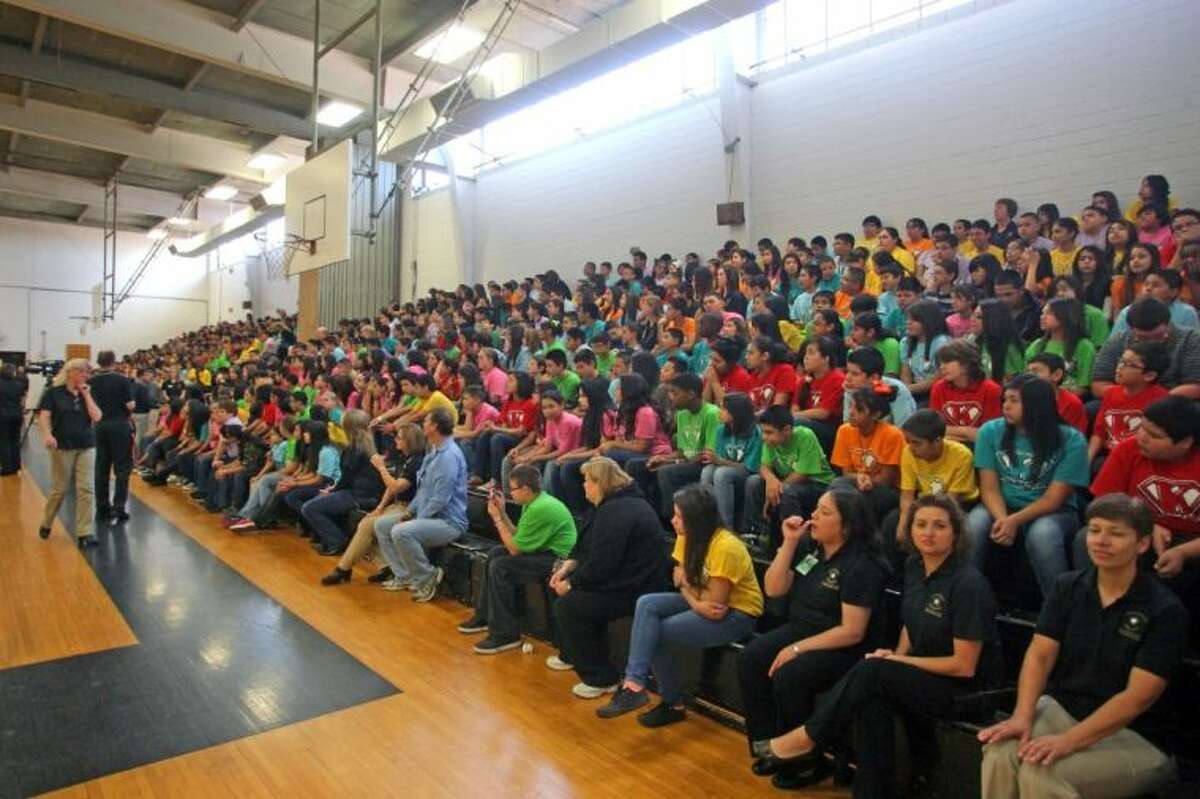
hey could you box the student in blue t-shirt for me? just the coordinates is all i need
[967,374,1089,597]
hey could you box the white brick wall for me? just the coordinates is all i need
[411,0,1200,286]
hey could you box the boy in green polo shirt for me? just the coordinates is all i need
[545,349,581,405]
[647,373,720,518]
[745,405,833,546]
[461,464,577,655]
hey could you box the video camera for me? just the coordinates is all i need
[25,359,65,378]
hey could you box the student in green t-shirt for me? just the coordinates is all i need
[460,464,577,655]
[745,405,833,546]
[545,349,581,405]
[647,373,720,519]
[1024,298,1095,396]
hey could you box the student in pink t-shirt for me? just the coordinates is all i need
[454,386,500,476]
[599,373,673,467]
[477,348,510,405]
[503,389,582,497]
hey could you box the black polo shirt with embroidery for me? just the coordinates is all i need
[902,554,1003,687]
[788,542,887,648]
[37,386,95,449]
[1037,569,1188,748]
[89,370,134,421]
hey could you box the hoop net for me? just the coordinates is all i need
[253,231,315,278]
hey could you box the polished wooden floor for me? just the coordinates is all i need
[4,469,849,798]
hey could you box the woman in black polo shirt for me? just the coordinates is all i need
[760,493,1002,797]
[737,489,887,789]
[979,493,1186,797]
[37,358,103,547]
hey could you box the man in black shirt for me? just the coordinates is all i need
[980,494,1186,797]
[90,351,135,522]
[37,358,102,546]
[0,362,27,475]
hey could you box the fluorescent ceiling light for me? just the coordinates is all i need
[147,228,169,240]
[204,185,238,201]
[415,25,485,63]
[167,217,195,226]
[247,153,287,171]
[316,101,363,128]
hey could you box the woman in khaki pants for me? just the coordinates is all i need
[37,359,103,547]
[320,422,427,585]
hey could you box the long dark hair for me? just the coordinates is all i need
[629,351,660,389]
[616,373,664,440]
[722,391,757,438]
[674,484,723,587]
[1070,245,1112,309]
[1001,375,1062,478]
[976,299,1022,383]
[302,420,331,472]
[750,311,784,345]
[905,300,948,361]
[505,322,525,366]
[186,399,209,438]
[825,489,879,556]
[1106,219,1139,275]
[578,378,612,448]
[1031,297,1085,362]
[968,253,1001,298]
[1123,243,1161,307]
[797,335,839,408]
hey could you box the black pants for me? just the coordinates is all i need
[0,415,21,474]
[475,546,558,641]
[805,657,971,799]
[553,589,637,687]
[94,418,134,514]
[736,624,862,750]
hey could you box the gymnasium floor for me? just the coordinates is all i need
[1,440,846,798]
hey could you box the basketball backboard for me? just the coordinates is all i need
[284,139,352,275]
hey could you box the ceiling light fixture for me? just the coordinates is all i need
[147,228,169,240]
[415,25,485,64]
[204,185,238,201]
[247,153,287,171]
[316,101,363,128]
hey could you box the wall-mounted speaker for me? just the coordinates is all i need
[716,202,745,226]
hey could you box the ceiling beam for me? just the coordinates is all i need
[17,14,49,106]
[145,63,212,133]
[231,0,268,32]
[382,1,479,66]
[0,42,312,140]
[0,96,269,184]
[0,165,184,217]
[4,0,379,107]
[0,206,149,232]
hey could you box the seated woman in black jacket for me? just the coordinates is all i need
[761,493,1003,797]
[301,409,385,556]
[737,489,887,789]
[547,456,672,699]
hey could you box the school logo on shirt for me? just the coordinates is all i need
[1138,478,1200,522]
[820,567,841,591]
[750,384,775,411]
[928,477,947,495]
[995,450,1057,489]
[923,593,947,618]
[1103,410,1145,446]
[1118,611,1149,642]
[809,390,822,408]
[941,401,984,427]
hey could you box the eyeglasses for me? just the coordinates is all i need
[1116,359,1144,370]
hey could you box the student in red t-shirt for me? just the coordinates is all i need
[794,336,845,454]
[1088,341,1170,466]
[470,371,539,488]
[1026,353,1088,435]
[745,336,799,412]
[928,340,1002,444]
[703,336,755,405]
[1084,396,1200,626]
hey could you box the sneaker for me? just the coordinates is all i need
[572,682,618,699]
[596,687,649,719]
[457,616,489,634]
[637,702,687,728]
[545,655,573,671]
[166,475,180,485]
[381,577,410,592]
[223,516,246,528]
[473,635,522,655]
[229,520,257,533]
[411,567,443,603]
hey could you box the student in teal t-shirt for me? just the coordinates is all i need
[701,392,763,529]
[746,405,833,544]
[966,375,1089,598]
[464,464,578,654]
[647,373,720,518]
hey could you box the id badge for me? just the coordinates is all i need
[795,553,819,576]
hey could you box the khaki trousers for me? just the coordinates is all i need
[40,447,96,539]
[982,695,1176,799]
[336,504,408,572]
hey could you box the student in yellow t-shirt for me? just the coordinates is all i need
[882,409,978,570]
[598,485,762,725]
[963,220,1006,262]
[1049,218,1081,276]
[400,373,458,424]
[860,214,883,253]
[829,385,906,521]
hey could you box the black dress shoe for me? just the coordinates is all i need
[771,756,832,791]
[751,757,780,777]
[321,567,351,585]
[366,567,394,584]
[112,511,131,523]
[38,526,52,540]
[77,535,99,549]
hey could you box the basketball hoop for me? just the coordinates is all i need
[254,231,316,279]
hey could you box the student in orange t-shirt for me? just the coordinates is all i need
[834,268,868,320]
[829,384,905,520]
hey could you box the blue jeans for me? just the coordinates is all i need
[542,460,563,498]
[701,464,748,529]
[301,490,363,549]
[966,505,1079,597]
[473,432,520,482]
[623,592,756,704]
[237,471,285,519]
[376,516,465,585]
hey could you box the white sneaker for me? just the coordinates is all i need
[545,655,573,671]
[381,577,410,592]
[166,475,180,485]
[412,567,443,603]
[572,682,618,699]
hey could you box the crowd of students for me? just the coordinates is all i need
[14,173,1200,797]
